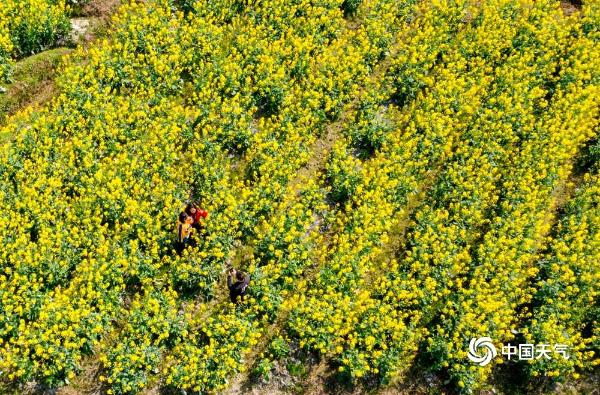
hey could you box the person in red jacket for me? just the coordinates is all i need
[185,203,208,231]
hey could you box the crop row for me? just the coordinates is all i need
[525,170,600,379]
[284,0,538,383]
[277,1,599,392]
[427,2,600,390]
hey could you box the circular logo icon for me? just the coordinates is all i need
[468,337,497,366]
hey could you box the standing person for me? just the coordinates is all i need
[227,268,250,304]
[185,203,208,231]
[175,212,194,254]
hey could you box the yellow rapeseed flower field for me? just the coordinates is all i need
[0,0,598,394]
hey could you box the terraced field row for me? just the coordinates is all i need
[0,0,598,394]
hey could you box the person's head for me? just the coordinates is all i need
[185,203,197,215]
[179,212,188,223]
[236,271,245,281]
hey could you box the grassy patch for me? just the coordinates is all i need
[287,361,309,379]
[0,47,71,135]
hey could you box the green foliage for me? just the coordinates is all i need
[268,336,290,359]
[342,0,363,17]
[252,358,274,381]
[326,145,361,205]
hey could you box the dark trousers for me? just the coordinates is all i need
[176,237,190,255]
[192,223,203,232]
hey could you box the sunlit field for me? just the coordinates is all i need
[0,0,598,394]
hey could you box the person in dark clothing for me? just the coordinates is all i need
[227,268,250,304]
